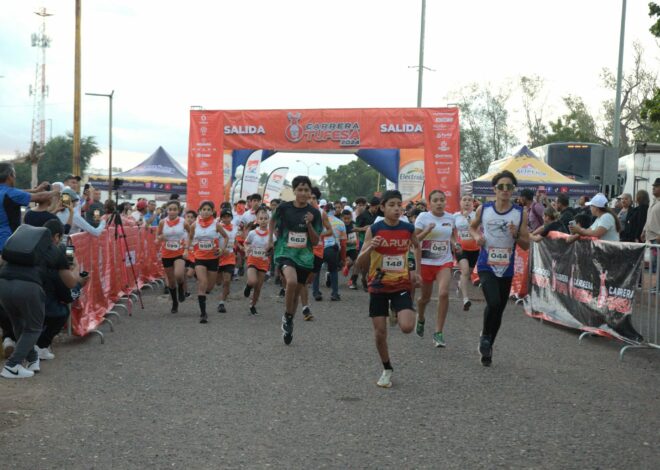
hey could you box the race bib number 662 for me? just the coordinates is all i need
[287,231,308,249]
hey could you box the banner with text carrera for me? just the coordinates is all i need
[187,108,460,211]
[524,233,645,343]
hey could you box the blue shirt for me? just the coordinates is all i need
[0,184,32,251]
[145,211,160,227]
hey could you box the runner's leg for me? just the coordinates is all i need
[435,268,452,334]
[252,271,265,306]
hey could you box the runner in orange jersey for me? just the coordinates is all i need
[217,209,239,313]
[243,207,271,315]
[156,200,191,314]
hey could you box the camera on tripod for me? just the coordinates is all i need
[112,178,124,191]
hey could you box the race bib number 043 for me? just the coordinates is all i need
[287,232,308,249]
[422,240,449,259]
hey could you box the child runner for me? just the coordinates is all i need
[455,195,480,311]
[217,209,239,313]
[156,200,190,313]
[189,201,229,324]
[183,210,197,297]
[469,170,529,366]
[268,176,322,345]
[302,188,332,320]
[414,190,460,346]
[243,207,271,315]
[356,190,421,388]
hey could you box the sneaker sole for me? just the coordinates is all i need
[303,315,314,321]
[281,324,293,345]
[478,344,492,366]
[433,341,446,348]
[463,301,471,311]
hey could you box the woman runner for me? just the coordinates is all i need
[243,207,271,315]
[454,195,480,311]
[217,209,239,313]
[156,200,190,313]
[357,190,421,388]
[469,170,529,366]
[189,201,228,324]
[414,190,461,347]
[183,210,197,297]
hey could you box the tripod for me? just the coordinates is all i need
[107,184,144,312]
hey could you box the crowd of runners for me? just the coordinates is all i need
[156,170,529,388]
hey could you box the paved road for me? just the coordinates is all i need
[1,276,658,469]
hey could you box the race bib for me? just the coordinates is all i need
[382,255,405,272]
[487,247,511,267]
[459,229,472,240]
[198,240,214,251]
[165,241,181,251]
[422,240,449,259]
[226,238,235,250]
[252,247,267,258]
[348,232,358,244]
[287,231,308,249]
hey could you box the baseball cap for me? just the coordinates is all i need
[62,188,80,201]
[136,200,148,210]
[585,193,608,208]
[369,197,380,206]
[653,178,660,187]
[220,209,233,218]
[319,198,327,207]
[340,196,348,203]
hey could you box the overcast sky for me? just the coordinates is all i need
[0,0,657,181]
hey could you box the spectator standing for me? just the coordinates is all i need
[555,193,576,228]
[144,200,161,227]
[131,200,148,224]
[56,188,106,237]
[621,190,650,242]
[643,180,660,244]
[520,188,544,231]
[617,193,633,226]
[84,189,105,228]
[24,190,71,230]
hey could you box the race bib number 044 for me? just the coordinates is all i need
[287,232,308,249]
[487,247,511,266]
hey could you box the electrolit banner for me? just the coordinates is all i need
[398,148,425,203]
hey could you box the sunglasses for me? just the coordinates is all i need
[495,183,516,191]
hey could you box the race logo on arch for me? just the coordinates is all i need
[187,108,460,211]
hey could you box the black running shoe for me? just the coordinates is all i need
[200,314,208,324]
[479,335,492,366]
[314,293,323,301]
[217,303,226,313]
[171,305,178,314]
[278,288,286,298]
[185,292,191,298]
[250,306,258,315]
[330,294,341,301]
[302,306,313,321]
[178,285,185,302]
[244,285,252,298]
[282,314,294,345]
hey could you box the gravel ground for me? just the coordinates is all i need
[1,276,658,469]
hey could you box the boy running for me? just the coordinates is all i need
[243,207,271,315]
[217,209,239,313]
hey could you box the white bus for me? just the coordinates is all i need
[616,142,660,197]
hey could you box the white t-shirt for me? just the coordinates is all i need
[414,211,455,266]
[590,212,619,242]
[131,210,143,223]
[245,228,270,258]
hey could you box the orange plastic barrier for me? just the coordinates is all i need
[70,226,164,336]
[509,248,529,300]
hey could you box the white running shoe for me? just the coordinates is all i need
[376,369,393,388]
[36,346,55,360]
[26,358,40,373]
[1,364,34,379]
[2,337,15,359]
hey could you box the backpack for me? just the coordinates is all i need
[1,224,52,266]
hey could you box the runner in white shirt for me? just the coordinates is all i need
[414,190,461,347]
[454,195,480,311]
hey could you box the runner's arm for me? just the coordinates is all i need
[356,227,374,271]
[156,219,165,242]
[516,209,530,250]
[469,206,484,245]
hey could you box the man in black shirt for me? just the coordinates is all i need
[555,193,576,227]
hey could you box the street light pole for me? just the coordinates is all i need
[612,0,627,153]
[296,159,319,177]
[416,0,426,108]
[86,90,114,193]
[73,0,82,175]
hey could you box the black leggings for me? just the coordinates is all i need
[478,271,513,344]
[37,315,68,349]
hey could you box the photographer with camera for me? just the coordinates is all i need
[0,220,80,378]
[24,187,73,232]
[56,188,106,237]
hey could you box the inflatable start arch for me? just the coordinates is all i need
[187,108,460,211]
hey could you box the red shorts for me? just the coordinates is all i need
[420,262,453,283]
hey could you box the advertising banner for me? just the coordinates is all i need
[263,167,289,204]
[240,150,263,199]
[223,150,233,201]
[398,148,425,203]
[187,108,461,212]
[524,233,645,342]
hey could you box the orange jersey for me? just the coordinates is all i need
[246,228,271,272]
[161,217,186,259]
[193,217,220,260]
[219,222,238,266]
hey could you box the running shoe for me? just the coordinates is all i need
[463,298,471,311]
[244,285,252,298]
[26,358,40,373]
[433,332,446,348]
[2,337,16,359]
[1,364,34,379]
[36,346,55,360]
[250,305,258,315]
[479,335,492,366]
[282,314,294,345]
[313,293,323,301]
[185,292,191,298]
[330,294,341,301]
[200,313,208,324]
[278,288,286,298]
[302,306,314,321]
[376,369,392,388]
[415,317,425,337]
[217,303,227,313]
[171,304,178,314]
[325,272,331,288]
[348,280,357,290]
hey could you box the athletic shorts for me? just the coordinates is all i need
[457,249,479,268]
[312,255,324,274]
[162,256,183,268]
[420,262,454,283]
[247,264,268,273]
[185,260,195,270]
[346,250,358,262]
[195,258,219,272]
[218,264,235,274]
[278,257,312,285]
[369,291,414,317]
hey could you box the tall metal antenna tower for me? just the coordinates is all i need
[28,7,53,187]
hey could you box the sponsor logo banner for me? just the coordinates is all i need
[187,111,224,211]
[263,167,289,204]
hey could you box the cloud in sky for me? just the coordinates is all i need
[1,0,657,179]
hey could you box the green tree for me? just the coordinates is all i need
[641,2,660,125]
[14,133,100,188]
[451,83,517,181]
[519,75,548,146]
[539,96,605,145]
[323,159,381,201]
[259,172,269,185]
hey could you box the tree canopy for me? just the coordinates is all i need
[323,158,381,202]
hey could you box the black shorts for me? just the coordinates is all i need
[457,249,479,268]
[369,291,414,317]
[218,264,235,274]
[162,256,183,268]
[195,258,219,272]
[278,257,312,285]
[346,250,358,262]
[312,255,323,274]
[185,259,195,270]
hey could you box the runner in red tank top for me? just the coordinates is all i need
[156,200,191,313]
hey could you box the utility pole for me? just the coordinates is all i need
[416,0,426,108]
[29,7,52,188]
[72,0,82,175]
[612,0,627,154]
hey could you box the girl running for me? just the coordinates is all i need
[189,201,228,324]
[469,170,529,366]
[414,190,461,347]
[183,210,197,297]
[454,195,480,311]
[357,190,421,388]
[243,207,271,315]
[217,209,239,313]
[156,200,190,314]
